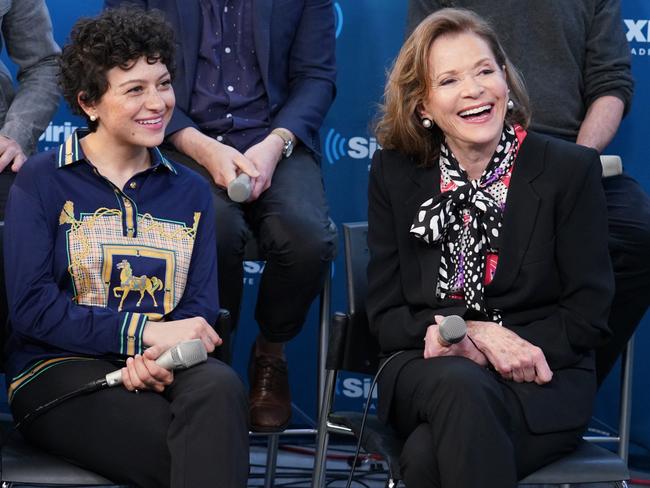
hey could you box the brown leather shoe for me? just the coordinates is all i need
[248,350,292,432]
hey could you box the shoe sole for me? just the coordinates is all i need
[249,420,291,433]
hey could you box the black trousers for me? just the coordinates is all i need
[161,146,337,358]
[389,357,584,488]
[597,174,650,384]
[11,358,249,488]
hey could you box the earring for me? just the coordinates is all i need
[421,117,433,129]
[507,99,514,111]
[90,114,97,122]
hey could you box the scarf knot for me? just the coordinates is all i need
[410,125,519,317]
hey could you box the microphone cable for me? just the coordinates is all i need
[14,377,112,431]
[345,349,406,488]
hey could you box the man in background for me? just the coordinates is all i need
[0,0,60,216]
[105,0,338,432]
[407,0,650,385]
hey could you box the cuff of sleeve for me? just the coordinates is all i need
[119,312,147,356]
[0,122,34,156]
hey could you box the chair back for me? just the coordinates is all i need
[339,222,380,376]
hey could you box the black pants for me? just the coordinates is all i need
[11,358,249,488]
[597,174,650,384]
[389,357,585,488]
[161,146,337,355]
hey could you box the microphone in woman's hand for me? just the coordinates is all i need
[438,315,467,347]
[102,339,208,387]
[227,173,251,202]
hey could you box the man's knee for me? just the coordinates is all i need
[260,213,336,266]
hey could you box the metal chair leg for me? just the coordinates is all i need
[311,369,338,488]
[317,262,332,416]
[618,335,634,464]
[264,434,279,488]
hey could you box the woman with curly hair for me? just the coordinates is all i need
[3,7,248,487]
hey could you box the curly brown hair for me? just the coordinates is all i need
[374,8,531,166]
[60,6,175,131]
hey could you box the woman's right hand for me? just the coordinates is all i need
[423,315,488,366]
[142,316,222,354]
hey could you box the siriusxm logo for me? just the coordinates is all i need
[624,19,650,55]
[336,376,378,401]
[243,260,265,286]
[334,2,343,38]
[324,128,380,165]
[38,121,79,144]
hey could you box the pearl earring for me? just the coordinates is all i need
[90,114,97,122]
[507,99,514,110]
[421,117,433,129]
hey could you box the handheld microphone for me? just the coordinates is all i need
[437,315,467,347]
[227,173,251,202]
[103,339,208,387]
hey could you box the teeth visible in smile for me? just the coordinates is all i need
[459,105,491,117]
[138,118,162,125]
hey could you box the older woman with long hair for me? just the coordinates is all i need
[368,8,614,487]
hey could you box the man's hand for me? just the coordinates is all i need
[423,315,488,366]
[169,127,259,189]
[244,133,285,201]
[466,320,553,385]
[0,135,27,172]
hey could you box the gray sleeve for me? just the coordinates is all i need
[0,0,61,155]
[583,0,634,115]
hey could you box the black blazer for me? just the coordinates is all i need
[367,132,614,434]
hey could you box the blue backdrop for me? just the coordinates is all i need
[3,0,648,467]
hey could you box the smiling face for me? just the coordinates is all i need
[420,31,508,160]
[80,57,175,150]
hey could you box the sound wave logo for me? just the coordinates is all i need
[334,2,343,38]
[324,128,381,165]
[325,128,347,164]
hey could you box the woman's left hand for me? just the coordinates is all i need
[466,320,553,384]
[120,345,175,393]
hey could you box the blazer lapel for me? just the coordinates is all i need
[488,133,546,295]
[253,0,272,91]
[406,163,443,306]
[173,0,201,103]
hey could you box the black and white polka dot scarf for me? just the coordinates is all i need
[410,125,518,318]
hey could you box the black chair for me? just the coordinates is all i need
[311,222,631,488]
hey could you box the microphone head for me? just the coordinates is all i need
[439,315,466,344]
[227,174,251,202]
[172,339,208,369]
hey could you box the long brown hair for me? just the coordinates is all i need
[374,8,530,166]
